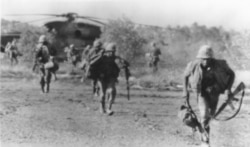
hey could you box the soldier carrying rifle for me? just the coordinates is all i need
[86,42,130,115]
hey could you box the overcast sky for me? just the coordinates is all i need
[1,0,250,31]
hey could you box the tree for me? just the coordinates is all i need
[100,17,146,62]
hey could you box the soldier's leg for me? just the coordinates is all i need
[198,93,210,145]
[10,53,15,66]
[40,68,46,93]
[13,52,18,64]
[9,52,13,65]
[10,58,14,66]
[53,72,57,81]
[53,63,59,81]
[209,93,220,117]
[45,69,52,93]
[153,58,159,72]
[106,78,117,115]
[97,80,106,113]
[93,79,96,95]
[32,60,38,72]
[14,57,18,65]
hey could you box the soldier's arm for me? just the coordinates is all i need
[115,56,130,68]
[183,62,192,99]
[115,56,131,77]
[35,50,41,61]
[224,62,235,94]
[158,48,162,55]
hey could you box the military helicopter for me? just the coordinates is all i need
[43,13,104,40]
[4,12,106,48]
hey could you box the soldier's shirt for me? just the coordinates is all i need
[201,66,216,94]
[36,44,50,63]
[184,59,234,94]
[151,47,161,56]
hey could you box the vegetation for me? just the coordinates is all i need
[1,18,250,84]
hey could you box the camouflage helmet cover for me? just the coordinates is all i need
[196,45,214,59]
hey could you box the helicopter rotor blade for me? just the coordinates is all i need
[24,16,56,23]
[79,16,162,28]
[77,16,106,25]
[4,14,63,17]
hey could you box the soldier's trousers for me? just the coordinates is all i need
[40,67,52,93]
[197,92,220,144]
[149,56,159,72]
[97,77,117,113]
[9,51,18,65]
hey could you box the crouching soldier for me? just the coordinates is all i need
[96,43,130,115]
[183,45,235,147]
[35,35,57,93]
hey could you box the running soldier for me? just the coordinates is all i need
[64,44,82,67]
[85,40,105,96]
[183,45,235,147]
[5,39,22,65]
[79,44,92,82]
[35,35,58,93]
[148,42,161,72]
[95,43,130,115]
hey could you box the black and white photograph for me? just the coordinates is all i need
[1,0,250,147]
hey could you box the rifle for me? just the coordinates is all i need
[214,82,245,121]
[124,66,130,101]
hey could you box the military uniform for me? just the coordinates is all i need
[149,42,161,72]
[65,44,81,67]
[5,40,21,65]
[95,43,130,115]
[85,40,104,78]
[35,35,57,93]
[183,45,235,147]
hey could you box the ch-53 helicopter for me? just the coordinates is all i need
[4,12,106,48]
[43,12,104,43]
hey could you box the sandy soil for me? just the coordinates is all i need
[0,77,250,147]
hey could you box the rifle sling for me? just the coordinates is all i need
[214,90,245,121]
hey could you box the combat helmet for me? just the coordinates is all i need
[38,35,47,43]
[69,44,75,48]
[151,41,156,47]
[105,43,116,52]
[93,39,102,47]
[196,45,214,59]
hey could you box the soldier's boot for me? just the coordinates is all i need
[45,83,50,93]
[45,70,51,93]
[106,100,114,116]
[200,126,210,146]
[40,81,45,93]
[54,73,57,81]
[100,100,106,114]
[93,88,98,97]
[106,105,114,116]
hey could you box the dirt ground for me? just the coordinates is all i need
[1,76,250,147]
